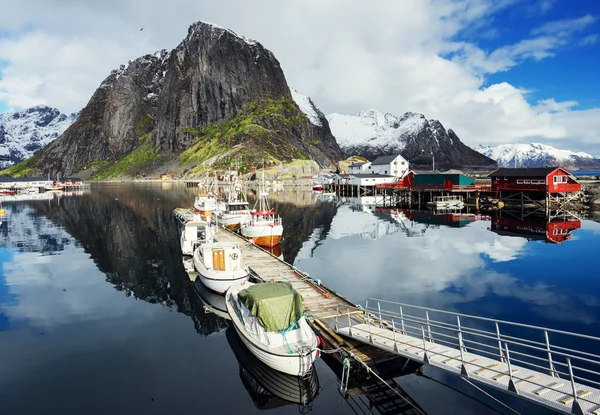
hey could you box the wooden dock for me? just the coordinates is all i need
[173,208,405,372]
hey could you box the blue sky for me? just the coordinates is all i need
[0,0,599,154]
[479,0,600,110]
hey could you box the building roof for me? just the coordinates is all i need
[350,173,395,178]
[412,170,440,175]
[372,155,401,165]
[488,167,561,178]
[441,169,466,175]
[348,162,368,168]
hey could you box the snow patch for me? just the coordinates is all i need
[327,109,428,151]
[290,88,322,127]
[0,107,78,168]
[477,143,595,168]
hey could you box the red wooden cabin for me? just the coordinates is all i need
[488,167,581,193]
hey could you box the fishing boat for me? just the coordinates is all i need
[226,327,319,409]
[180,215,214,256]
[217,179,254,230]
[44,185,64,192]
[193,242,250,294]
[1,190,15,195]
[193,173,224,217]
[226,280,318,376]
[240,168,283,248]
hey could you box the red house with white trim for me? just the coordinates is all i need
[488,167,581,193]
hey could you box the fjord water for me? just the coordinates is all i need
[1,183,599,414]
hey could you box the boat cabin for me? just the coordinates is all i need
[488,167,581,193]
[180,216,213,255]
[197,242,245,272]
[250,210,282,226]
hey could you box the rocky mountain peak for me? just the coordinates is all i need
[21,20,343,177]
[327,109,496,170]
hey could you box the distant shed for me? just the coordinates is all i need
[413,172,475,189]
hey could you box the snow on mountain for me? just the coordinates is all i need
[327,109,496,169]
[290,88,323,127]
[477,143,600,170]
[0,106,78,169]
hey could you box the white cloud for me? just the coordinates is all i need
[579,33,599,46]
[0,0,599,154]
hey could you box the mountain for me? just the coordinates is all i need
[327,109,496,170]
[15,21,342,178]
[477,143,600,170]
[0,106,77,169]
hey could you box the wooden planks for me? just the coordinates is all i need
[210,225,400,366]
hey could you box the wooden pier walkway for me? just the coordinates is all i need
[173,208,403,370]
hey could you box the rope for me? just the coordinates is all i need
[461,377,522,415]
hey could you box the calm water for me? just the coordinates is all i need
[1,183,599,414]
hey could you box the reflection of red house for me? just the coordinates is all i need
[488,167,581,194]
[491,214,581,244]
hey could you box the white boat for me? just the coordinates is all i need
[193,242,249,294]
[427,195,465,209]
[44,185,64,192]
[226,280,318,376]
[240,167,283,248]
[216,180,254,230]
[180,215,214,256]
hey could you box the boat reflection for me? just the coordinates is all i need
[226,326,319,410]
[490,211,581,244]
[194,277,230,320]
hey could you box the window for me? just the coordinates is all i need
[517,179,523,184]
[401,161,405,165]
[524,180,530,184]
[504,177,508,180]
[368,165,371,169]
[394,161,397,165]
[384,170,388,174]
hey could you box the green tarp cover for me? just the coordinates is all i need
[238,282,304,332]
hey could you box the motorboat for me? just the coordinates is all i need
[180,215,214,256]
[226,280,318,376]
[217,181,254,230]
[195,277,230,320]
[240,168,283,248]
[193,192,219,218]
[226,326,319,409]
[218,200,253,230]
[193,242,249,294]
[240,210,283,248]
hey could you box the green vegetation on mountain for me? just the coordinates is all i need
[0,156,39,177]
[179,97,309,175]
[89,145,159,180]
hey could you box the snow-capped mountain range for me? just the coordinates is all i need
[327,109,496,170]
[0,106,78,169]
[477,143,600,170]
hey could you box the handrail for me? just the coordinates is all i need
[336,299,600,411]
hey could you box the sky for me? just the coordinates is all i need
[0,0,599,155]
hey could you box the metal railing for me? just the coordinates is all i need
[335,299,600,413]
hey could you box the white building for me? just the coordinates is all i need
[348,161,371,174]
[348,173,396,186]
[370,155,409,178]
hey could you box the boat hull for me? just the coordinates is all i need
[231,323,317,377]
[193,248,249,294]
[241,225,283,248]
[226,282,317,377]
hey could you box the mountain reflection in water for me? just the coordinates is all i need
[0,184,599,415]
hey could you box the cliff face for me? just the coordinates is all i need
[36,52,170,176]
[32,22,343,177]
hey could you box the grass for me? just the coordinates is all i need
[89,145,159,180]
[0,156,39,177]
[178,96,309,173]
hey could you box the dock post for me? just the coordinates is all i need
[544,330,556,377]
[505,343,519,394]
[495,322,504,362]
